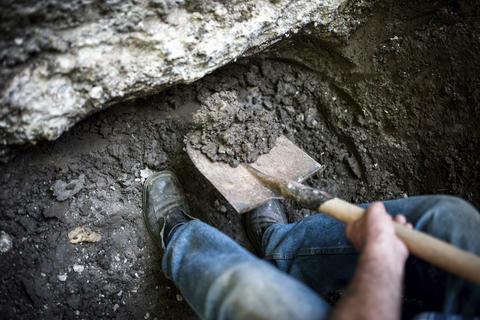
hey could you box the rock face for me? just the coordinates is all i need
[0,0,349,155]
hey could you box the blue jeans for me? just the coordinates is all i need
[162,196,480,320]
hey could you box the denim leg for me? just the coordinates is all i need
[162,220,329,320]
[380,196,480,316]
[262,195,480,316]
[262,213,358,298]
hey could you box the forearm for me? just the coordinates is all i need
[330,245,405,320]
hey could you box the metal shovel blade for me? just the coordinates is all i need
[187,135,322,213]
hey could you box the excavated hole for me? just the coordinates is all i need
[1,1,479,319]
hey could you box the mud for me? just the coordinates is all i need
[1,0,480,319]
[188,90,282,167]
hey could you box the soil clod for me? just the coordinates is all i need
[52,175,86,201]
[187,91,282,167]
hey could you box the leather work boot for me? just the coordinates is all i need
[143,171,195,252]
[244,199,288,255]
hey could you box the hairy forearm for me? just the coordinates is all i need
[330,246,405,320]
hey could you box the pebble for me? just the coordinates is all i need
[51,175,85,202]
[73,264,85,273]
[57,273,67,282]
[140,168,154,183]
[0,231,13,253]
[89,86,104,100]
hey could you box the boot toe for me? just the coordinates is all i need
[142,171,189,249]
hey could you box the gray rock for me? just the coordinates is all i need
[0,231,13,253]
[0,0,351,155]
[42,202,67,220]
[52,174,86,201]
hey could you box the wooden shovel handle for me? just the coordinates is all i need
[318,197,480,284]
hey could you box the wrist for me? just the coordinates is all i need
[363,242,407,273]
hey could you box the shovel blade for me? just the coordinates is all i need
[187,135,322,213]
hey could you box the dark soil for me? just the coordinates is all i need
[1,0,480,319]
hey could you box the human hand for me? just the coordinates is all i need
[333,203,410,320]
[346,202,411,264]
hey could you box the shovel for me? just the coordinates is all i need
[187,135,480,284]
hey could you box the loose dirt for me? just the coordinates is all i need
[187,90,282,167]
[1,1,479,319]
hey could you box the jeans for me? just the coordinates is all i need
[162,196,480,320]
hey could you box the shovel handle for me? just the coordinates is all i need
[318,197,480,284]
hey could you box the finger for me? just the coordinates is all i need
[346,223,358,247]
[346,218,365,248]
[346,222,354,239]
[394,214,407,225]
[368,201,387,213]
[366,202,388,220]
[367,202,392,227]
[406,223,413,229]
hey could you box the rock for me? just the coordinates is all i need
[68,226,102,244]
[51,175,85,202]
[0,231,13,253]
[140,168,155,184]
[0,0,351,156]
[344,155,362,179]
[57,273,67,282]
[304,108,319,128]
[73,264,85,273]
[42,202,67,220]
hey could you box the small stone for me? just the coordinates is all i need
[73,264,85,273]
[140,168,154,184]
[144,312,150,319]
[89,86,104,100]
[263,99,274,110]
[42,202,66,220]
[176,294,183,302]
[57,273,67,282]
[51,175,85,202]
[113,304,120,312]
[68,226,101,244]
[0,231,13,253]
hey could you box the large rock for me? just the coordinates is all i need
[0,0,353,155]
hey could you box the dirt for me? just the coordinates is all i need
[187,90,282,167]
[1,0,480,319]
